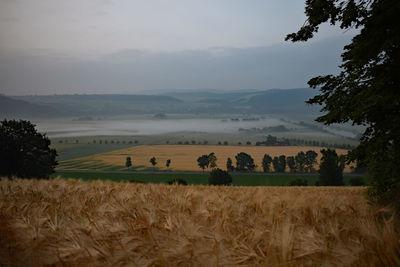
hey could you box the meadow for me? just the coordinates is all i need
[57,145,351,172]
[1,178,398,266]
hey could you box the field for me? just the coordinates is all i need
[58,145,351,172]
[1,178,398,266]
[54,171,366,186]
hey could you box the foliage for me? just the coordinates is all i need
[149,157,157,167]
[167,178,187,185]
[287,0,400,207]
[208,152,217,168]
[286,156,296,172]
[0,119,57,178]
[349,176,365,186]
[318,149,345,186]
[295,151,307,172]
[289,178,308,186]
[226,157,235,172]
[272,155,286,173]
[235,152,256,171]
[208,168,232,185]
[125,157,132,168]
[197,154,209,171]
[305,150,318,173]
[261,154,273,172]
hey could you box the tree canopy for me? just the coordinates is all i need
[235,152,256,171]
[0,119,57,178]
[287,0,400,207]
[318,149,345,186]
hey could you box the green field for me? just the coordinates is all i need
[53,171,367,186]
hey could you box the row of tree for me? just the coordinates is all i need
[125,156,171,169]
[197,150,320,173]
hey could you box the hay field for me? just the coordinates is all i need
[58,145,351,172]
[1,178,399,266]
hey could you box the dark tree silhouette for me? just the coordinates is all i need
[197,155,209,171]
[235,152,256,171]
[317,149,345,186]
[305,150,318,173]
[261,154,272,172]
[166,159,171,168]
[208,152,217,168]
[287,0,400,206]
[125,157,132,168]
[150,157,157,168]
[209,168,232,186]
[0,120,57,179]
[295,151,307,173]
[286,156,296,173]
[226,157,235,172]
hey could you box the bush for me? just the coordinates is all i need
[289,179,308,186]
[349,177,365,186]
[0,119,58,179]
[167,178,188,185]
[209,168,232,186]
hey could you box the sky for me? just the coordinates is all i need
[0,0,357,95]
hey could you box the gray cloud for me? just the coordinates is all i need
[0,35,351,95]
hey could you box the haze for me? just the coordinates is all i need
[0,0,357,95]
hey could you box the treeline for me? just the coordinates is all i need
[58,139,139,145]
[255,135,355,150]
[197,150,319,173]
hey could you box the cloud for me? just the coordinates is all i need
[0,35,351,95]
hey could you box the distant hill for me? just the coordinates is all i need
[4,88,322,119]
[0,95,60,119]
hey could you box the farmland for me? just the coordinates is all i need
[1,178,398,266]
[58,145,351,172]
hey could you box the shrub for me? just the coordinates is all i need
[289,179,308,186]
[167,179,188,185]
[209,168,232,186]
[349,177,365,186]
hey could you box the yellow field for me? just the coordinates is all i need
[59,145,351,172]
[1,178,398,266]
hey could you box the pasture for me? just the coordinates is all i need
[1,178,397,266]
[57,145,351,172]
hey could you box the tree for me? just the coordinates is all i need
[208,152,217,168]
[287,1,400,206]
[287,156,296,172]
[272,155,286,173]
[209,168,232,186]
[235,152,256,171]
[197,154,209,171]
[226,157,235,172]
[166,159,171,168]
[305,150,318,173]
[150,157,157,168]
[261,154,273,172]
[0,119,57,179]
[317,149,345,186]
[295,151,307,172]
[289,178,308,186]
[125,157,132,168]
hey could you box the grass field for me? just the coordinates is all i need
[54,171,366,186]
[1,178,398,266]
[58,145,351,172]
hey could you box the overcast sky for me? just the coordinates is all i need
[0,0,356,95]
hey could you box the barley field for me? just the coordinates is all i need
[1,178,398,266]
[58,145,351,172]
